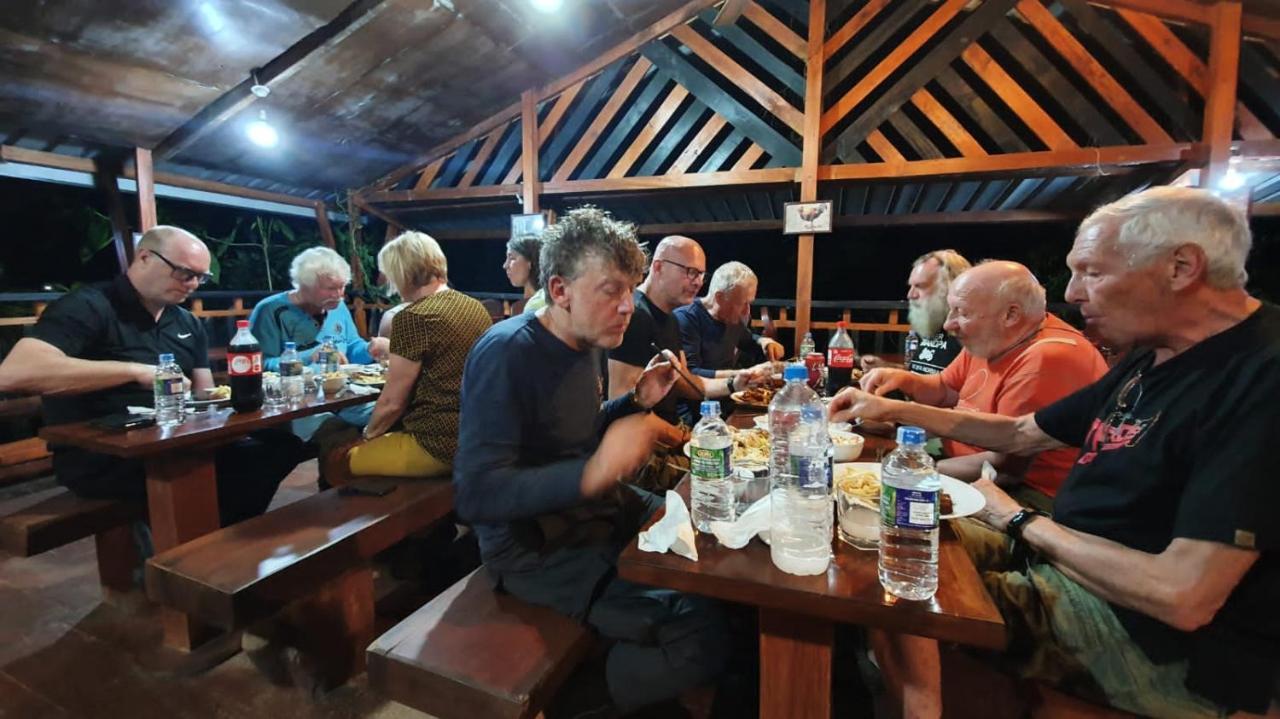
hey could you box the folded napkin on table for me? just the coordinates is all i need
[709,495,772,549]
[343,383,379,396]
[125,406,155,416]
[638,490,699,561]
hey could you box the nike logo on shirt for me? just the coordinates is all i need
[177,332,193,339]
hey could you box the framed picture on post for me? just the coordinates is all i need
[511,212,548,237]
[783,200,833,235]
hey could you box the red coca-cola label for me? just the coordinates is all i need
[227,352,262,376]
[828,347,855,369]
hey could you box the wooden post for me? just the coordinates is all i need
[794,0,825,353]
[135,147,157,233]
[314,202,336,249]
[521,90,540,213]
[91,154,133,274]
[1199,0,1243,189]
[346,196,370,338]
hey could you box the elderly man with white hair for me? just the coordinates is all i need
[860,260,1107,508]
[831,187,1280,718]
[248,246,389,371]
[861,249,972,375]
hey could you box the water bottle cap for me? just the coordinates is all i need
[158,353,174,363]
[896,426,927,445]
[284,342,296,351]
[783,364,807,381]
[700,400,720,417]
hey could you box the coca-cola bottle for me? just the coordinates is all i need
[227,320,264,413]
[826,320,857,396]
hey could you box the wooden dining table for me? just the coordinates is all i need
[40,389,377,650]
[619,408,1006,719]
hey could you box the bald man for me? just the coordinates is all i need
[0,226,303,529]
[860,261,1107,508]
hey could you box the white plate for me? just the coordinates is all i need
[835,462,985,520]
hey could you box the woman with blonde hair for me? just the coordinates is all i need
[333,231,492,479]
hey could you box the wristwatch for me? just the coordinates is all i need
[1005,508,1048,541]
[625,387,649,412]
[728,372,742,394]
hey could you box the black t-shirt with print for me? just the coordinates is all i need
[904,331,962,375]
[1034,303,1280,712]
[610,290,681,425]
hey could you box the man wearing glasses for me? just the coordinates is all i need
[0,226,303,529]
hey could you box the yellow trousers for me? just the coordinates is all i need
[347,432,451,478]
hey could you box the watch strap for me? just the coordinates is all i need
[1006,508,1047,541]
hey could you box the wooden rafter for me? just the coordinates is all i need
[543,167,795,194]
[714,0,750,27]
[608,85,690,178]
[910,89,986,157]
[135,148,157,233]
[866,130,907,163]
[666,115,729,175]
[822,0,969,134]
[413,157,446,191]
[733,144,767,171]
[362,183,522,204]
[1201,0,1243,188]
[552,58,653,182]
[1086,0,1210,25]
[824,0,892,60]
[1017,0,1172,145]
[154,0,390,160]
[819,144,1193,181]
[458,129,503,188]
[960,44,1076,150]
[742,2,806,58]
[537,84,584,149]
[670,24,804,132]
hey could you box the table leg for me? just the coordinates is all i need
[144,450,221,651]
[758,608,833,719]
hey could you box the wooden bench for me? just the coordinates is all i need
[0,436,53,487]
[367,567,594,719]
[146,477,453,686]
[0,487,141,593]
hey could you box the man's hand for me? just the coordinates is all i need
[635,352,678,409]
[367,337,390,361]
[760,338,785,361]
[860,354,890,371]
[582,413,664,496]
[971,477,1022,531]
[739,361,776,388]
[132,364,158,389]
[828,386,893,424]
[860,367,914,396]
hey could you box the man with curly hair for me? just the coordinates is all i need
[454,206,729,716]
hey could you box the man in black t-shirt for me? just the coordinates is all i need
[862,249,970,375]
[607,236,755,429]
[832,188,1278,717]
[0,226,303,527]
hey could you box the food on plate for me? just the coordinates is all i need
[736,386,774,405]
[835,465,953,513]
[729,427,770,464]
[940,491,953,515]
[203,385,231,401]
[351,371,385,385]
[830,431,861,446]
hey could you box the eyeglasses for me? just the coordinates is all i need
[150,250,213,286]
[659,258,706,282]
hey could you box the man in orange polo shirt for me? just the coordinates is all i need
[861,260,1107,510]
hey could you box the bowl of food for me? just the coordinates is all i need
[322,371,347,395]
[193,385,231,402]
[830,428,865,462]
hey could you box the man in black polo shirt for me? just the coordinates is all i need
[861,249,970,375]
[0,226,303,527]
[832,188,1278,717]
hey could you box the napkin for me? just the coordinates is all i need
[638,490,699,561]
[343,383,380,396]
[126,406,155,416]
[709,495,772,549]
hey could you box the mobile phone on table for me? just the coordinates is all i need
[338,478,399,497]
[90,413,157,431]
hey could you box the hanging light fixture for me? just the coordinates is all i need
[530,0,562,13]
[246,108,279,148]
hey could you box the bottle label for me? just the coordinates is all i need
[828,347,855,369]
[280,360,304,377]
[154,377,183,397]
[690,445,730,480]
[790,454,832,489]
[882,485,938,529]
[227,352,263,376]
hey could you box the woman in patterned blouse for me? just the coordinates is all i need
[338,231,493,478]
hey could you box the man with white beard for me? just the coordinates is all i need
[861,249,971,374]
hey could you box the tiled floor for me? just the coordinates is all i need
[0,462,432,719]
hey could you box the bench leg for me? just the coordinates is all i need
[94,524,138,596]
[277,566,376,695]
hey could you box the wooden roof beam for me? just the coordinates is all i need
[1086,0,1278,41]
[152,0,391,161]
[714,0,750,27]
[819,144,1196,181]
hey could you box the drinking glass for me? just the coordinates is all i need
[836,487,879,550]
[263,375,286,408]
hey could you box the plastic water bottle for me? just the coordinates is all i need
[318,338,340,374]
[280,342,305,406]
[879,426,940,600]
[690,400,734,531]
[769,365,832,576]
[798,331,816,358]
[153,353,185,427]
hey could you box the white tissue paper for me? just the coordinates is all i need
[343,383,379,396]
[638,490,699,561]
[709,495,772,549]
[126,406,155,416]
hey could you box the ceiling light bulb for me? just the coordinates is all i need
[530,0,562,13]
[1218,168,1246,191]
[246,110,279,148]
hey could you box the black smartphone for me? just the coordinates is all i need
[90,413,157,431]
[338,478,398,497]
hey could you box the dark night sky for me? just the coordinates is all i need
[2,178,1277,308]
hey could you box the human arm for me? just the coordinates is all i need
[676,308,718,380]
[758,335,784,361]
[860,368,956,407]
[334,303,375,364]
[935,451,1031,485]
[361,352,419,439]
[0,338,152,395]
